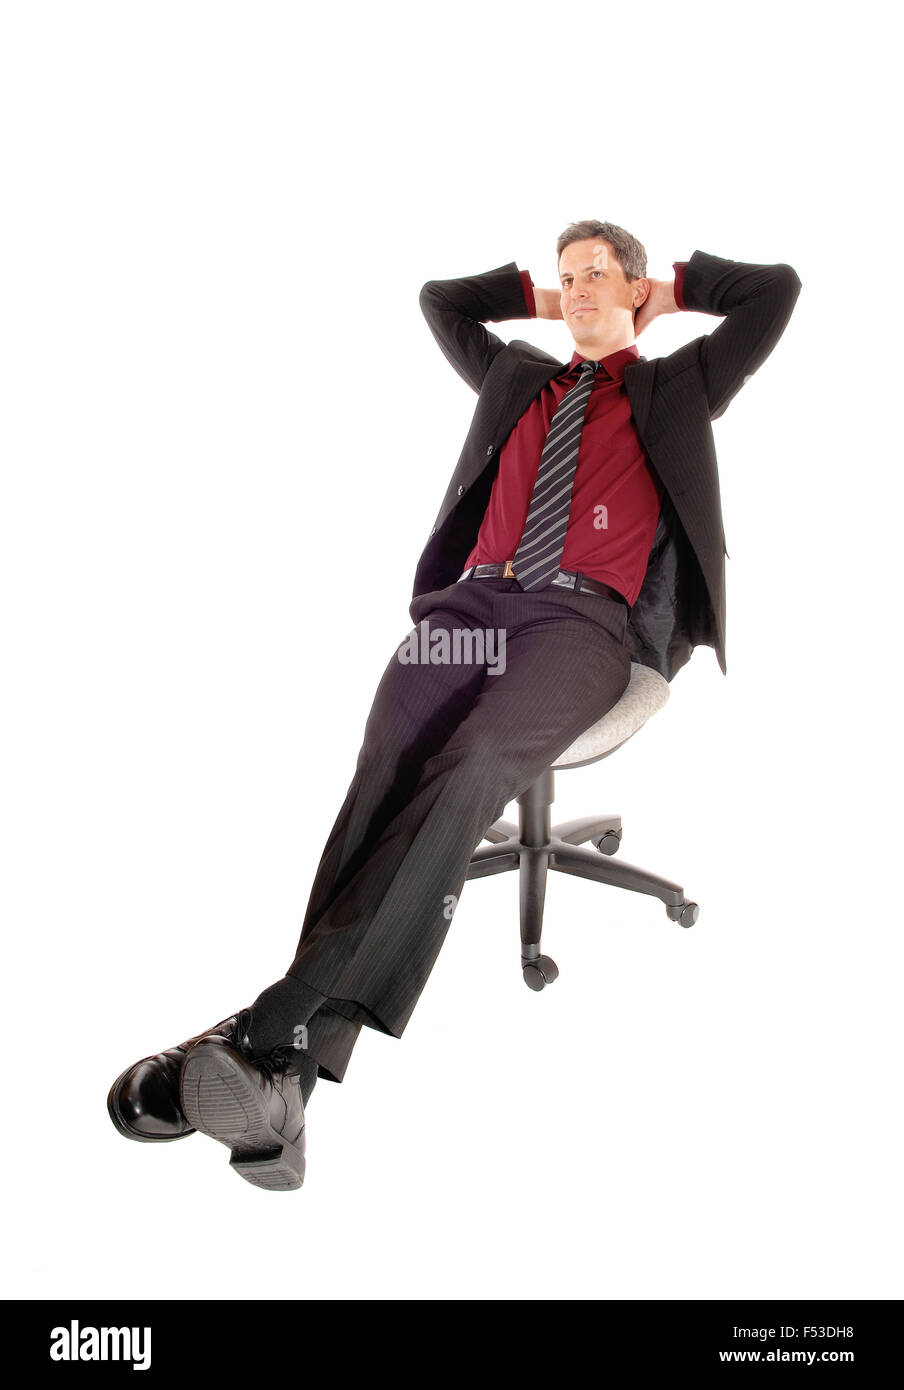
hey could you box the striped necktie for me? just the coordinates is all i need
[511,359,599,590]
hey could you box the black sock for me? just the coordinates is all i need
[246,975,326,1109]
[246,974,327,1053]
[289,1049,319,1107]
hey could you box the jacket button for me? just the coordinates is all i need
[486,444,495,456]
[457,485,464,496]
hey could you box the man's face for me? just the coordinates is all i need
[558,239,641,344]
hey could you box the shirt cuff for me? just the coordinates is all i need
[672,262,688,311]
[519,268,537,318]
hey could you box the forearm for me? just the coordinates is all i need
[419,261,534,394]
[681,250,801,318]
[673,250,802,418]
[532,286,563,320]
[633,275,682,336]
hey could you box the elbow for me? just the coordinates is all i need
[775,261,803,302]
[419,280,441,312]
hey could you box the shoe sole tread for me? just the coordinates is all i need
[179,1039,305,1191]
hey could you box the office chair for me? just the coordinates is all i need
[466,661,699,989]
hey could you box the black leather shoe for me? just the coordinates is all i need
[107,1014,240,1143]
[179,1009,306,1191]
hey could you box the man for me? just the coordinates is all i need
[107,221,801,1191]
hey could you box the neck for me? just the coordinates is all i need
[575,328,636,362]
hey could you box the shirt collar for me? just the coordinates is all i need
[568,343,640,381]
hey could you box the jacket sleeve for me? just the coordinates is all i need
[418,261,534,395]
[668,250,802,420]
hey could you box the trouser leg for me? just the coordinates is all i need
[293,582,632,1065]
[294,581,501,1080]
[298,582,497,939]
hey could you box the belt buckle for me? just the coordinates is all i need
[502,560,516,578]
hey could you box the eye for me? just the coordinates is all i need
[591,270,604,278]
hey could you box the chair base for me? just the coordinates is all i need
[466,768,699,989]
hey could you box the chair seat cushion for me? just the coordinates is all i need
[552,662,670,769]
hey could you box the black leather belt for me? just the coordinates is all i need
[458,562,630,611]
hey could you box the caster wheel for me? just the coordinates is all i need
[666,900,699,928]
[594,829,622,855]
[522,955,559,991]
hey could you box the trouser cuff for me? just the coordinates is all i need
[300,1004,362,1084]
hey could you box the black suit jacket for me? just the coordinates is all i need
[414,250,802,679]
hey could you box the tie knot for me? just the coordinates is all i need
[579,360,599,375]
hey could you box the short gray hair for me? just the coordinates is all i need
[556,220,647,282]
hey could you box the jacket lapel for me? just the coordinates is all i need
[623,357,656,438]
[504,352,567,426]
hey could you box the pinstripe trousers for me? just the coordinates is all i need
[288,575,633,1082]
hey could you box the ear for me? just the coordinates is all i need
[632,277,651,310]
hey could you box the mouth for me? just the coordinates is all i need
[571,307,596,315]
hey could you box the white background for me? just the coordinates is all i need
[2,0,900,1300]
